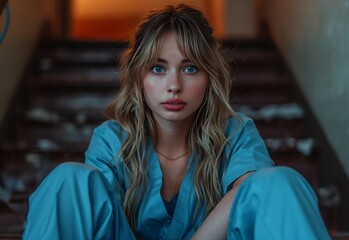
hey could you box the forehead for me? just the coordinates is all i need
[160,32,178,47]
[155,31,198,64]
[157,32,182,55]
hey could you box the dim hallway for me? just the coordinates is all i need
[1,0,349,239]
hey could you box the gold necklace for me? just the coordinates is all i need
[156,149,188,161]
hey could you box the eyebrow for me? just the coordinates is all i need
[156,58,192,64]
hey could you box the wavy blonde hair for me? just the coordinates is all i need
[106,4,238,229]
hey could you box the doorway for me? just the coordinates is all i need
[69,0,209,40]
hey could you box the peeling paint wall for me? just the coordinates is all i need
[263,0,349,175]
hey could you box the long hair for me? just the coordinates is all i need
[106,4,238,229]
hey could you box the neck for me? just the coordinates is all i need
[154,117,193,156]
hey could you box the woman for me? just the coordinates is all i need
[23,4,330,240]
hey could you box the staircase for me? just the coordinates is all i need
[0,38,342,238]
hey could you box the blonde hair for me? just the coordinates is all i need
[106,4,238,229]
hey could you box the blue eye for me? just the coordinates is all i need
[151,65,165,74]
[184,66,198,73]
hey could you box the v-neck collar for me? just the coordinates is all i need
[136,146,200,239]
[151,148,192,215]
[150,148,194,224]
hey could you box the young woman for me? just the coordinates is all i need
[23,4,330,240]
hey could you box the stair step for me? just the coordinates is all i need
[36,40,126,68]
[1,152,83,194]
[22,107,106,124]
[222,39,283,68]
[29,67,120,89]
[27,92,114,112]
[1,152,83,170]
[233,71,291,88]
[0,214,25,235]
[15,123,96,144]
[0,141,88,154]
[0,233,23,239]
[256,120,309,138]
[232,90,293,107]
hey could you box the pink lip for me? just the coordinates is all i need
[163,99,186,104]
[162,99,186,111]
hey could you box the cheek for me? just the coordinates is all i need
[143,80,158,105]
[191,79,208,102]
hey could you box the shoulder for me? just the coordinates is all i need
[85,120,129,186]
[93,119,127,141]
[85,119,127,161]
[221,112,274,191]
[224,112,267,151]
[224,112,255,138]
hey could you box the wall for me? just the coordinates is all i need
[71,0,260,40]
[72,0,207,19]
[70,0,208,40]
[224,0,259,38]
[206,0,224,38]
[262,0,349,175]
[0,0,46,123]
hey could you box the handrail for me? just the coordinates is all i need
[0,0,8,16]
[0,0,10,44]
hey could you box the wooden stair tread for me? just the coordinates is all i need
[231,92,293,108]
[0,214,25,234]
[30,67,119,86]
[233,71,291,87]
[0,141,88,154]
[27,92,114,111]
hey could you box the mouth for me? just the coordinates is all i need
[162,99,186,105]
[162,99,186,111]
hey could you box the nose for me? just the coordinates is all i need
[167,72,182,94]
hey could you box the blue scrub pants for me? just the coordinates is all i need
[23,162,330,240]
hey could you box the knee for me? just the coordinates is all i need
[253,166,303,180]
[53,162,96,175]
[252,166,304,183]
[247,166,312,193]
[235,166,318,212]
[31,162,110,201]
[250,166,316,198]
[44,162,102,184]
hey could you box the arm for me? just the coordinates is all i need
[191,115,273,239]
[191,171,253,240]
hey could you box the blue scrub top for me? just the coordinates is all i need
[84,113,274,240]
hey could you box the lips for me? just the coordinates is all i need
[162,99,186,111]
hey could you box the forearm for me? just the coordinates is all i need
[191,187,237,240]
[191,172,253,240]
